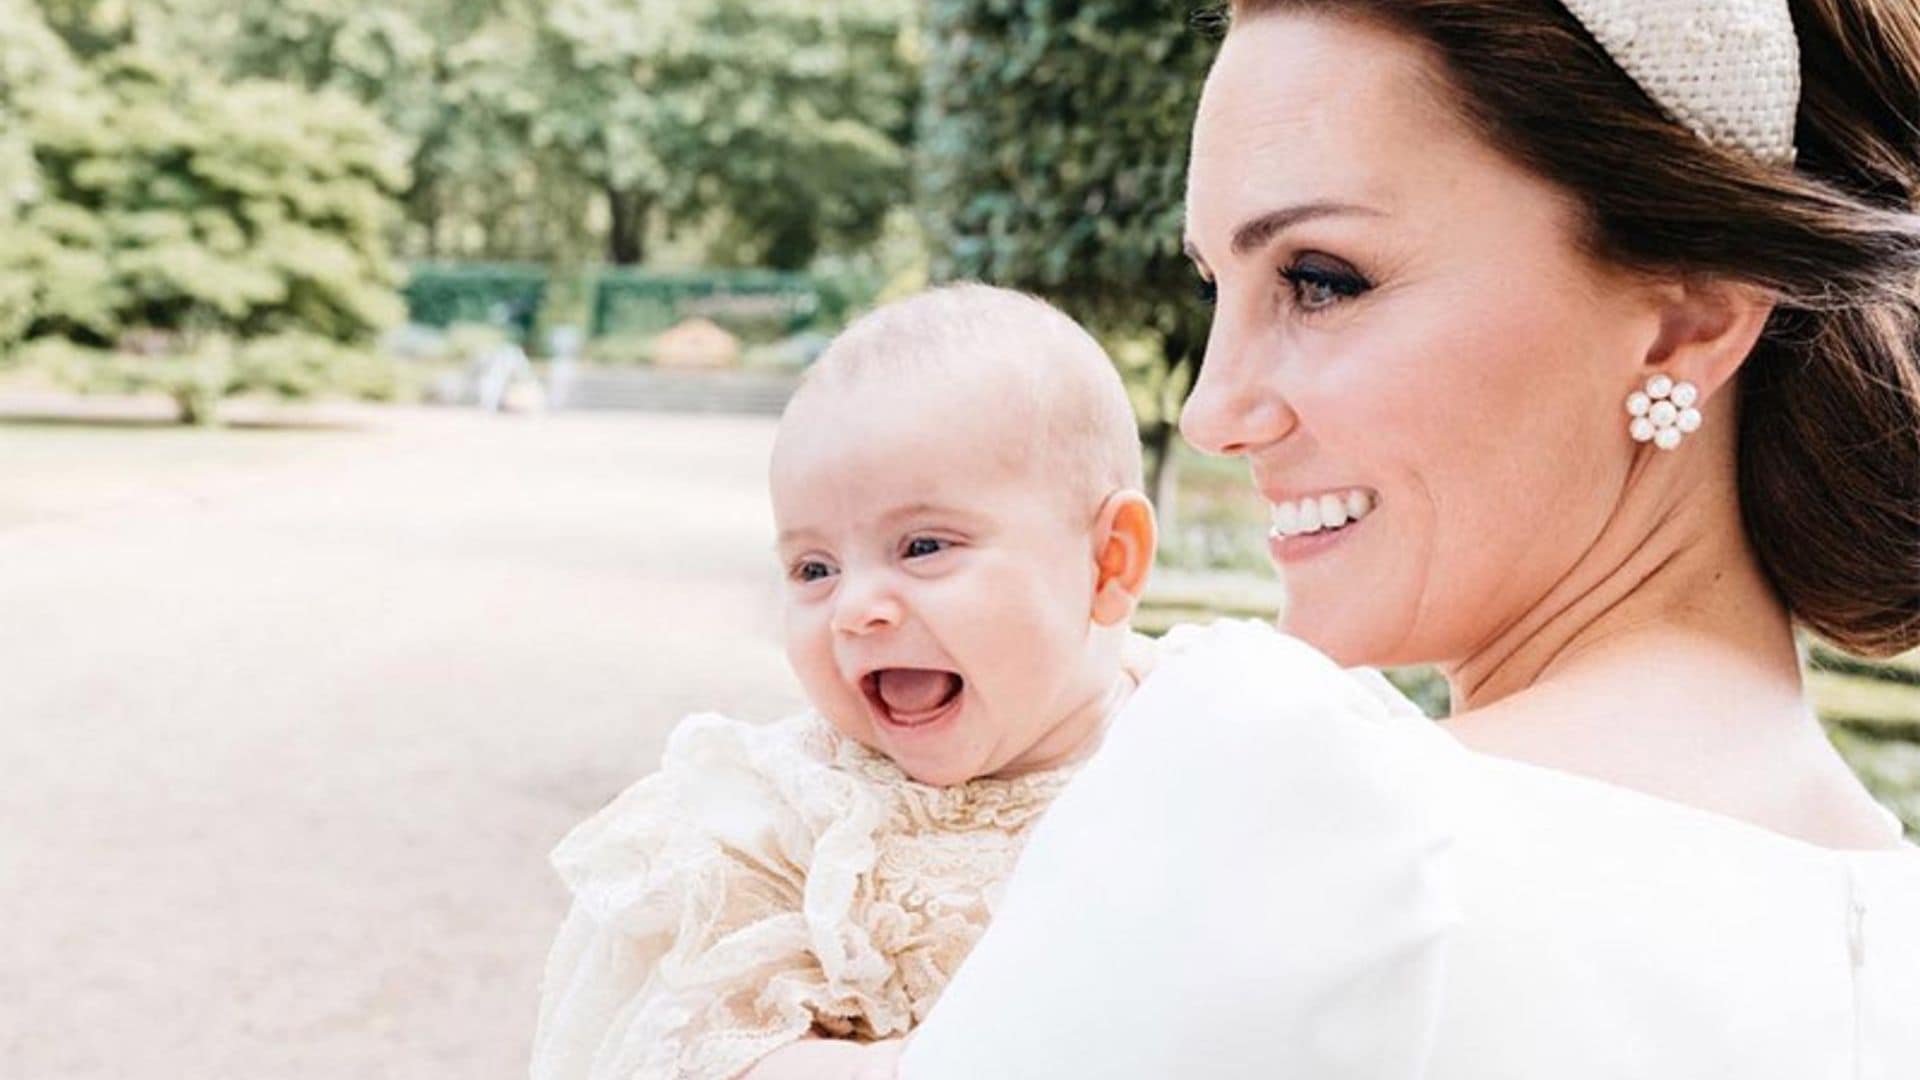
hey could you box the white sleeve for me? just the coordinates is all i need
[900,620,1459,1079]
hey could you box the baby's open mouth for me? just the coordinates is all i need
[862,668,965,727]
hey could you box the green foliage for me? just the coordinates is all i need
[402,263,855,344]
[14,44,407,344]
[402,263,548,337]
[500,0,918,267]
[34,0,190,59]
[591,269,823,339]
[19,331,396,424]
[1829,727,1920,838]
[0,6,409,421]
[17,0,921,273]
[191,0,555,262]
[917,1,1221,500]
[0,0,81,350]
[919,2,1214,311]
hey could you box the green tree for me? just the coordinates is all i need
[917,1,1220,511]
[191,0,565,261]
[33,0,190,59]
[2,32,408,421]
[21,46,405,342]
[127,0,919,270]
[0,0,83,347]
[506,0,917,267]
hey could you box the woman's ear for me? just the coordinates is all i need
[1090,491,1157,627]
[1641,277,1777,401]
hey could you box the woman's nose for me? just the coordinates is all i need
[1180,320,1298,457]
[829,574,902,636]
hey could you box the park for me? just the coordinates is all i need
[2,2,1915,1077]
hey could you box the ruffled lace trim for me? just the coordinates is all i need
[832,734,1075,833]
[539,709,1073,1079]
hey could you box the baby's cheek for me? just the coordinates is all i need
[785,638,846,715]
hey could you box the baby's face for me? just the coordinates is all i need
[771,383,1116,786]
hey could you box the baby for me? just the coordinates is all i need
[531,284,1158,1080]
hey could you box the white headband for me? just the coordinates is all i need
[1559,0,1801,165]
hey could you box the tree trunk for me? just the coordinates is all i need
[174,388,219,427]
[606,186,649,265]
[406,171,442,259]
[1143,417,1179,539]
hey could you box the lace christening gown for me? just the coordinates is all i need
[531,710,1075,1080]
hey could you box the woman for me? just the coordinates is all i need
[900,0,1920,1076]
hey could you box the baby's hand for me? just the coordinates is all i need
[740,1037,905,1080]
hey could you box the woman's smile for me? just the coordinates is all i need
[1265,486,1379,538]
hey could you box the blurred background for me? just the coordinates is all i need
[1,2,1914,1077]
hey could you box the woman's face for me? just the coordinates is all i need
[1182,13,1661,668]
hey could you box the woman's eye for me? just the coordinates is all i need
[902,537,950,559]
[1282,258,1370,313]
[1195,277,1219,306]
[791,559,834,583]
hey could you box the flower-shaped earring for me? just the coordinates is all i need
[1626,374,1701,451]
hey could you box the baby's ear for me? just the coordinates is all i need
[1090,491,1157,626]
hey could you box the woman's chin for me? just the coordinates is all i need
[1277,605,1385,668]
[1271,537,1413,667]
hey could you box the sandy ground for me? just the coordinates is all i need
[0,400,807,1079]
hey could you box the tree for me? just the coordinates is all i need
[20,46,406,343]
[116,0,918,270]
[187,0,568,262]
[917,1,1220,513]
[0,0,83,347]
[33,0,191,59]
[1,28,409,421]
[508,0,917,267]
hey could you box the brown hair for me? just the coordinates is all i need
[1227,0,1920,657]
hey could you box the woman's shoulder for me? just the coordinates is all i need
[906,623,1920,1078]
[902,620,1462,1078]
[1148,618,1435,719]
[1126,619,1908,866]
[1117,618,1455,781]
[1070,620,1462,860]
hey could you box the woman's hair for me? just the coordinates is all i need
[1226,0,1920,657]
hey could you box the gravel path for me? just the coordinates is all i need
[1,402,805,1079]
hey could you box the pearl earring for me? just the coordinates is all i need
[1625,374,1701,451]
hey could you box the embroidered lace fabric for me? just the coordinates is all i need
[529,710,1076,1080]
[1558,0,1800,165]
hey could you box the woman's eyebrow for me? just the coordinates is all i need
[1184,200,1383,262]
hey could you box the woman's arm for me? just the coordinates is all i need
[900,622,1458,1078]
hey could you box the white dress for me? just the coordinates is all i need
[900,620,1920,1080]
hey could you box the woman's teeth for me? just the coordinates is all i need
[1270,489,1377,539]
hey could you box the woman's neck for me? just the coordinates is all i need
[1444,451,1800,715]
[1436,468,1903,848]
